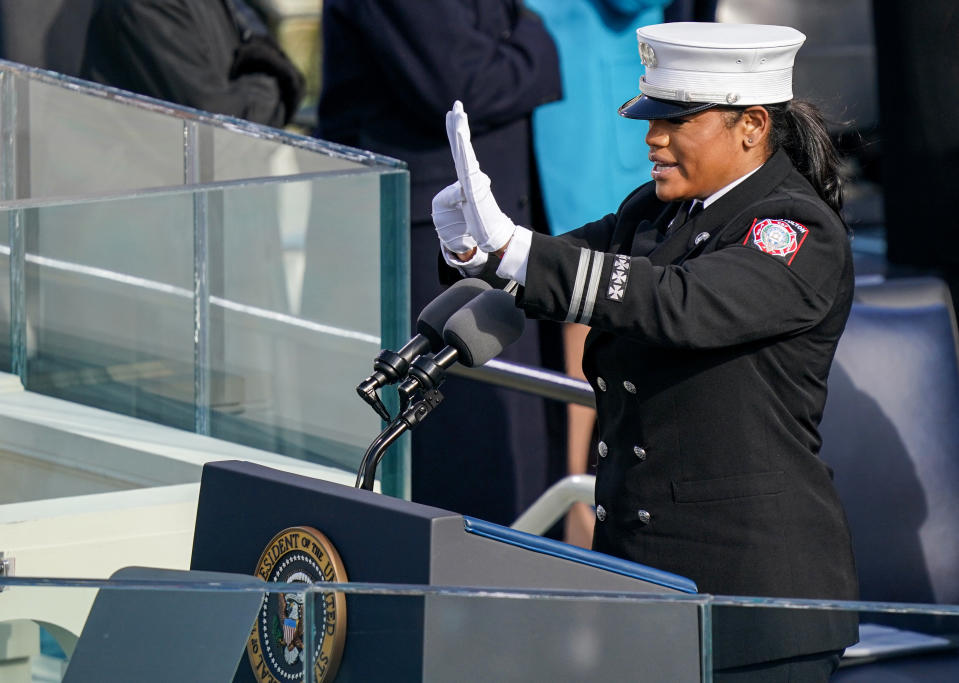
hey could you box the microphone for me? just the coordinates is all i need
[356,278,491,419]
[397,288,526,401]
[356,288,526,490]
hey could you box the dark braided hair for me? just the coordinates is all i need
[721,100,846,218]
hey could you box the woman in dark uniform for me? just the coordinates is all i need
[432,22,859,681]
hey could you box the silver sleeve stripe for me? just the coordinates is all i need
[565,247,592,323]
[578,250,605,324]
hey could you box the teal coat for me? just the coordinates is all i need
[524,0,670,234]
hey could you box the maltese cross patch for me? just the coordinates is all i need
[743,218,809,265]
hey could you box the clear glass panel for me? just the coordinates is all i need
[1,62,401,202]
[0,221,9,372]
[26,79,185,198]
[14,194,195,430]
[703,596,959,682]
[209,171,396,470]
[0,60,410,492]
[0,567,959,683]
[10,579,959,682]
[0,171,407,474]
[0,578,713,682]
[210,124,367,182]
[0,578,304,682]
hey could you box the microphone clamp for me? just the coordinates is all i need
[398,347,457,410]
[355,379,391,421]
[372,348,412,384]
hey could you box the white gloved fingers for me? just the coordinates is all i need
[447,100,483,186]
[436,225,477,254]
[445,105,457,163]
[441,241,488,276]
[451,112,482,177]
[432,182,474,254]
[441,102,516,253]
[433,205,475,253]
[431,181,466,213]
[446,102,466,183]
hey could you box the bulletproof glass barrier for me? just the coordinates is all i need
[1,574,958,682]
[0,60,410,496]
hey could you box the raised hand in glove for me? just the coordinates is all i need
[445,100,517,253]
[432,182,488,270]
[431,183,472,253]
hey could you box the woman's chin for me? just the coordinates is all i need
[654,182,683,203]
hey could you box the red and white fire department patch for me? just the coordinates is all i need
[743,218,809,265]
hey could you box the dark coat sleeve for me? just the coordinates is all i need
[334,0,561,130]
[519,198,849,349]
[81,0,290,127]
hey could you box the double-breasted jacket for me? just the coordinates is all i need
[516,148,860,664]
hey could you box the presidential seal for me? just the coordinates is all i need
[247,526,347,683]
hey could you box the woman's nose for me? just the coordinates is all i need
[645,122,668,148]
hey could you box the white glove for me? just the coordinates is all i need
[446,100,517,253]
[432,182,489,273]
[431,182,474,254]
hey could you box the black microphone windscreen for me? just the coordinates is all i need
[416,278,491,350]
[441,289,526,367]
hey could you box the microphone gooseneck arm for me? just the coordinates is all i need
[355,388,445,490]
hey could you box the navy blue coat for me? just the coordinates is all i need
[318,1,564,525]
[317,0,561,226]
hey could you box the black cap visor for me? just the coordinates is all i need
[618,94,718,121]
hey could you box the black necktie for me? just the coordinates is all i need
[668,200,703,233]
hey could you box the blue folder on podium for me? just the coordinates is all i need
[190,460,703,682]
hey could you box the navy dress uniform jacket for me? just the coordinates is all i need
[509,148,860,666]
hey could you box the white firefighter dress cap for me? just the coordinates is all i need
[619,22,806,120]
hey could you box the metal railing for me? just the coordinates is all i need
[448,358,596,408]
[449,357,598,535]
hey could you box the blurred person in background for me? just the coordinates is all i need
[872,2,959,306]
[317,0,564,526]
[81,0,304,128]
[662,0,716,22]
[523,0,673,548]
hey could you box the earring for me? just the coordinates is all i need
[747,137,754,144]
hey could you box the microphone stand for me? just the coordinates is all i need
[355,388,444,491]
[354,352,453,491]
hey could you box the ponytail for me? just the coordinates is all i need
[764,100,845,218]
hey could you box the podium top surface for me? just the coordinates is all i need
[463,516,698,594]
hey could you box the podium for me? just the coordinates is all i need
[190,460,704,682]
